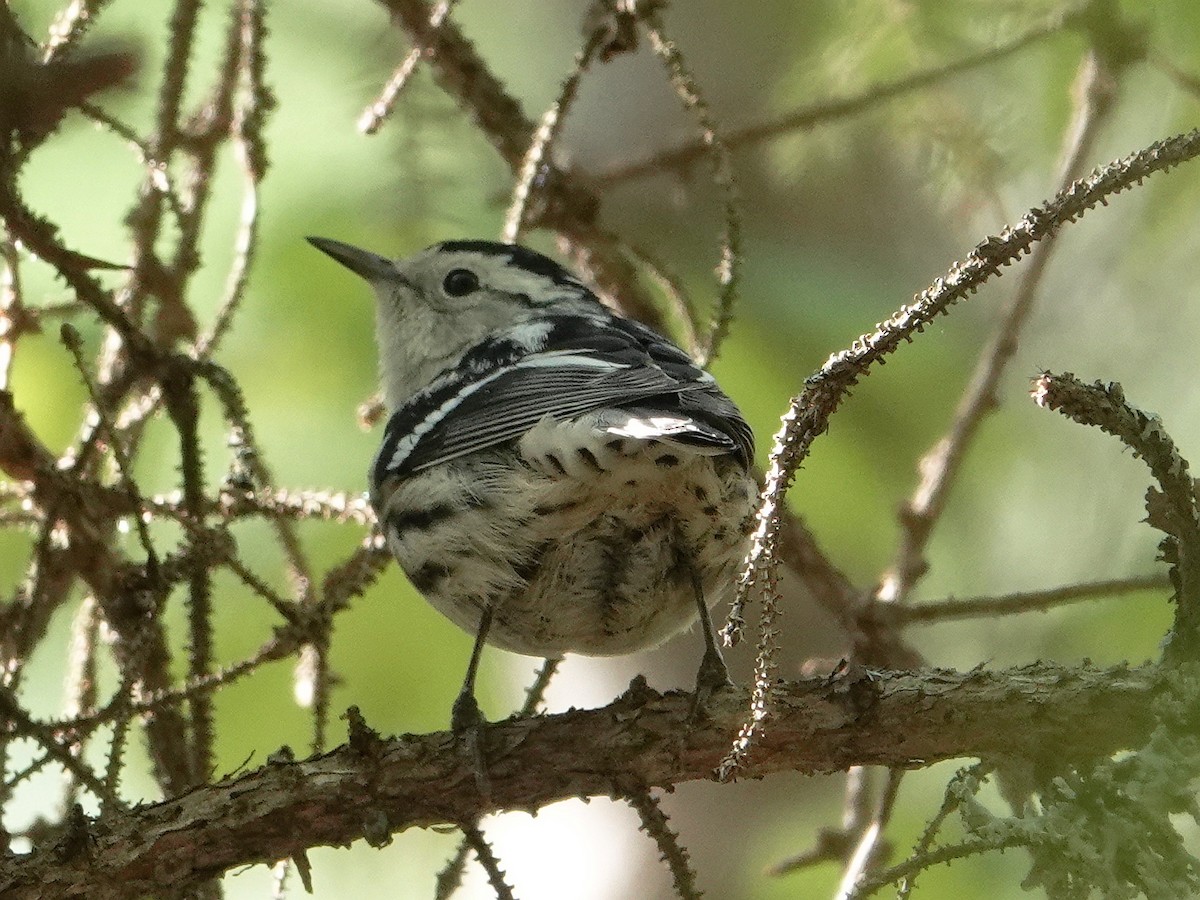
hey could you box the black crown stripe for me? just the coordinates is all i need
[435,240,583,289]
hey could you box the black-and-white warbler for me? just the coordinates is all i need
[309,237,757,731]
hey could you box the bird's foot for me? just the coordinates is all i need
[451,690,492,803]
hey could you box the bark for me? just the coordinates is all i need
[0,662,1160,899]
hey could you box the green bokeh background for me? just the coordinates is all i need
[6,1,1200,897]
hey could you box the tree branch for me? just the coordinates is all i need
[0,662,1161,898]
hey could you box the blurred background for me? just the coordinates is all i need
[6,0,1200,896]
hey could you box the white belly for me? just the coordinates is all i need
[378,422,756,656]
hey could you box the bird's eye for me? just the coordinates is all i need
[442,268,480,297]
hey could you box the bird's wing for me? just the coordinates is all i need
[372,315,753,486]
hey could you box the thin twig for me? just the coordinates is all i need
[31,632,293,736]
[118,0,204,336]
[1032,375,1198,535]
[895,763,994,900]
[715,565,780,781]
[898,573,1169,624]
[1153,54,1200,100]
[502,16,608,243]
[434,840,473,900]
[641,7,741,365]
[42,0,115,62]
[158,0,248,351]
[319,534,391,615]
[159,362,215,783]
[622,241,703,358]
[0,380,194,794]
[518,656,561,715]
[0,687,115,804]
[194,360,317,606]
[78,102,187,225]
[195,0,271,359]
[60,324,160,568]
[770,765,876,876]
[459,823,516,900]
[218,487,375,525]
[0,241,29,391]
[1032,373,1200,661]
[592,14,1067,187]
[626,784,703,900]
[853,835,1029,899]
[879,45,1120,607]
[359,0,458,135]
[269,858,291,899]
[60,594,100,809]
[0,182,148,352]
[833,768,902,900]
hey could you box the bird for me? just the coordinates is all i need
[308,236,757,735]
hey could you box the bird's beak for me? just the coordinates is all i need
[307,236,396,282]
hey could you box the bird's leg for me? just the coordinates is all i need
[452,604,492,731]
[452,604,494,801]
[687,556,733,715]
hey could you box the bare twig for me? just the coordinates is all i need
[42,0,115,62]
[218,487,375,525]
[852,835,1027,900]
[833,769,901,900]
[880,45,1120,607]
[0,182,148,352]
[894,763,994,899]
[79,102,187,225]
[769,765,883,876]
[1032,373,1200,661]
[592,15,1067,187]
[61,594,101,807]
[159,362,215,782]
[460,823,516,900]
[434,841,472,900]
[622,241,703,358]
[1032,375,1197,535]
[0,241,30,391]
[0,686,115,804]
[358,0,458,134]
[897,573,1170,625]
[519,656,561,715]
[625,783,703,900]
[60,324,159,568]
[1154,54,1200,100]
[47,632,294,735]
[729,126,1200,640]
[196,0,272,358]
[502,17,608,244]
[119,0,204,333]
[0,392,194,794]
[641,6,742,365]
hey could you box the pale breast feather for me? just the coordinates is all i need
[371,315,754,489]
